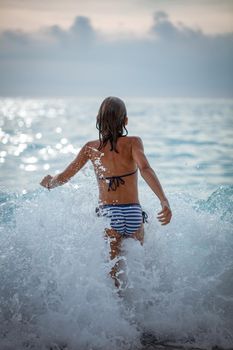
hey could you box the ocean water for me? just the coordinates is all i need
[0,97,233,350]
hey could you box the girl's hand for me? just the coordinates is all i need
[157,200,172,225]
[40,175,53,190]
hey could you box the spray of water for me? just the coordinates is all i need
[0,184,233,349]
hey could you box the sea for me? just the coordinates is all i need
[0,97,233,350]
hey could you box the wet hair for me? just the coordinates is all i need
[96,96,128,152]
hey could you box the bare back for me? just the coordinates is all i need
[87,136,139,205]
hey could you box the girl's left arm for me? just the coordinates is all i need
[40,142,90,189]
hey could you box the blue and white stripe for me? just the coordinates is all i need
[100,203,143,235]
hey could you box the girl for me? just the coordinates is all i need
[40,96,172,287]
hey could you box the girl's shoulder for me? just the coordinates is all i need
[85,139,100,147]
[80,140,100,158]
[127,136,141,140]
[117,137,144,153]
[126,136,144,152]
[121,135,141,142]
[125,136,143,145]
[117,136,143,149]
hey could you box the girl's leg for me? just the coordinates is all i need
[130,224,144,245]
[105,228,123,287]
[105,224,144,288]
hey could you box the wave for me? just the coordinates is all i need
[0,185,233,349]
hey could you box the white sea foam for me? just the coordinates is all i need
[0,184,233,349]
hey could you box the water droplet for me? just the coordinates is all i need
[43,164,50,170]
[56,143,62,150]
[25,164,37,172]
[0,151,7,157]
[55,127,62,133]
[61,138,68,145]
[36,132,42,139]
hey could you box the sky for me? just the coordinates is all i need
[0,0,233,97]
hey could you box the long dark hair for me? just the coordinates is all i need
[96,96,128,152]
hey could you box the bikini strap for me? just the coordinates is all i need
[142,210,148,223]
[101,169,138,191]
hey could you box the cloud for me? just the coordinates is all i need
[45,16,96,49]
[151,10,204,40]
[69,16,95,41]
[0,12,232,97]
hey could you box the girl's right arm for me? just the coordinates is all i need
[132,137,172,225]
[40,142,90,189]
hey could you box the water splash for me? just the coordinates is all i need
[0,185,233,349]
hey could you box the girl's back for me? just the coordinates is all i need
[88,136,139,205]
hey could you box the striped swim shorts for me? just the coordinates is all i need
[96,203,148,236]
